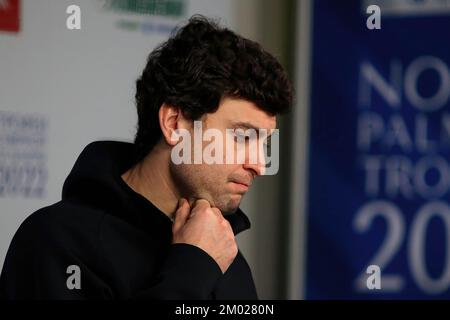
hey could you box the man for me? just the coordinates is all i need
[0,15,292,299]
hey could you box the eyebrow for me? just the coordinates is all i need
[229,121,275,138]
[230,121,261,131]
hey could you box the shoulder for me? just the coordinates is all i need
[10,200,106,254]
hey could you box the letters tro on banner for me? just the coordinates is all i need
[306,0,450,299]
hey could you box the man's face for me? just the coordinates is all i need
[169,98,276,214]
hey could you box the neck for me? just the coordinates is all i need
[121,143,179,220]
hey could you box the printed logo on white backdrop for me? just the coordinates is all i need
[98,0,187,35]
[0,0,20,33]
[0,111,48,198]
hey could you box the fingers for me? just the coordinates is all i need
[173,198,222,234]
[189,198,211,218]
[193,200,224,219]
[211,207,223,219]
[192,199,211,210]
[172,198,190,234]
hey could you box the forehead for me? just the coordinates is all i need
[205,97,277,129]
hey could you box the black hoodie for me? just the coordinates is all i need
[0,141,258,299]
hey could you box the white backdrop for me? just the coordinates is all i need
[0,0,235,270]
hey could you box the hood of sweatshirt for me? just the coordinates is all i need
[61,140,251,235]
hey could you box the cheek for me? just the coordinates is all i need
[183,164,225,187]
[192,165,236,194]
[209,164,239,180]
[172,162,239,195]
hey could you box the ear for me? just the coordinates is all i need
[158,103,186,146]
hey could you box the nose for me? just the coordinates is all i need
[242,154,265,177]
[241,138,266,176]
[243,163,263,177]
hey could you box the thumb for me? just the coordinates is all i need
[172,198,190,234]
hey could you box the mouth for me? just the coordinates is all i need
[229,180,251,192]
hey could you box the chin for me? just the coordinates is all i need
[220,195,241,214]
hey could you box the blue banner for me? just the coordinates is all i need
[306,0,450,299]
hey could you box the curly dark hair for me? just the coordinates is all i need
[133,15,293,162]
